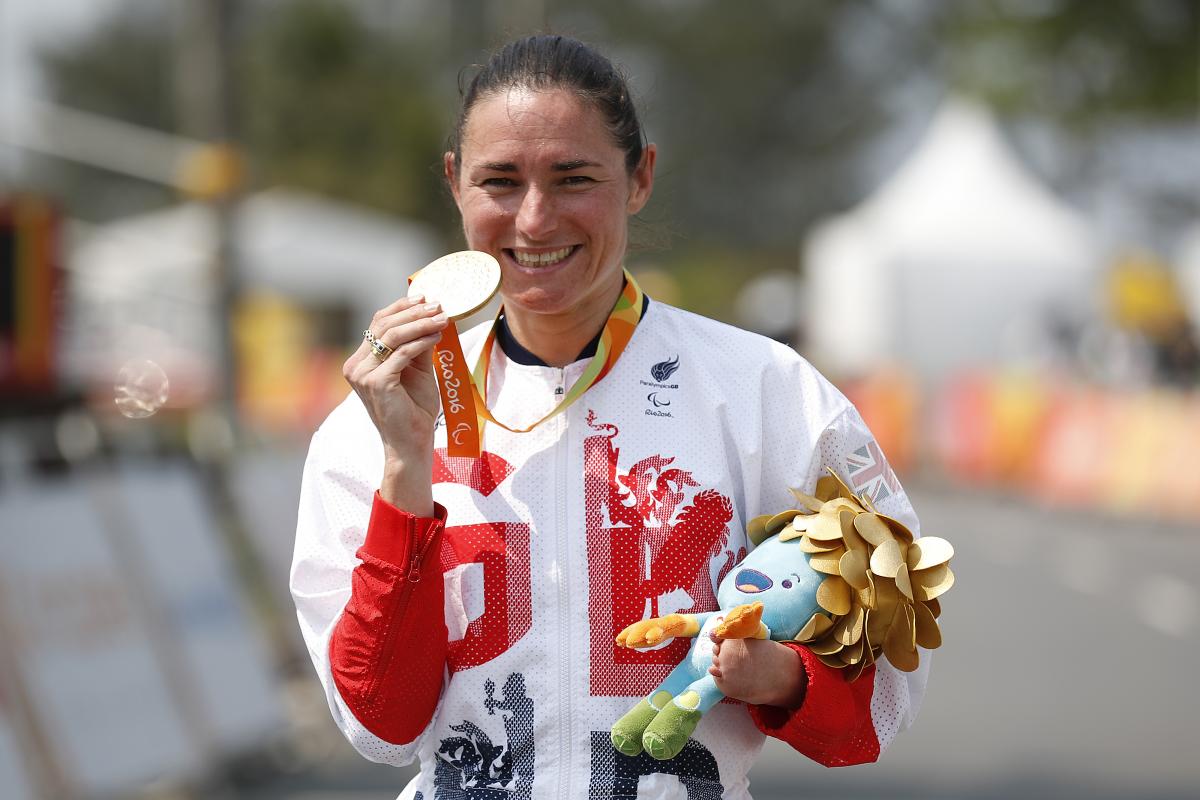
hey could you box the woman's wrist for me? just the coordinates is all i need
[380,455,435,517]
[774,644,808,709]
[755,642,807,709]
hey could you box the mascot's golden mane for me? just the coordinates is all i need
[746,469,954,680]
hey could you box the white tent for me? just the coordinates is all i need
[803,99,1098,379]
[65,188,438,393]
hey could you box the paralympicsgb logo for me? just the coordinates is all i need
[650,355,680,382]
[642,356,680,418]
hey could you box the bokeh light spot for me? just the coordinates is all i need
[114,359,170,419]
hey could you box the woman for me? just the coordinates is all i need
[292,34,927,799]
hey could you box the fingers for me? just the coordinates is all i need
[353,294,428,356]
[374,300,449,352]
[711,640,806,708]
[344,297,449,382]
[709,641,724,679]
[377,291,427,320]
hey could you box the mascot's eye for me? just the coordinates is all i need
[782,579,793,589]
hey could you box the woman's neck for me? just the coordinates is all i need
[502,283,623,368]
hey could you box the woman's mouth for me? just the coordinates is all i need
[508,245,578,268]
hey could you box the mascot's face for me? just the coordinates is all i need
[716,535,822,641]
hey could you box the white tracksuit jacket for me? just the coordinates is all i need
[292,299,928,799]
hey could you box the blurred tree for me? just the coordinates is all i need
[533,0,929,310]
[31,0,455,234]
[37,5,177,131]
[548,0,912,250]
[238,0,453,234]
[937,0,1198,123]
[933,0,1199,249]
[30,6,177,219]
[29,0,1198,299]
[30,0,916,248]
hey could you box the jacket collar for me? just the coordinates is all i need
[496,294,650,367]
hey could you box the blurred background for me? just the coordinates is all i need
[1,1,1197,798]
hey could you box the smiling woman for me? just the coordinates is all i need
[292,33,930,800]
[444,55,656,367]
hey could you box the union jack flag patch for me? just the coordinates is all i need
[845,441,900,502]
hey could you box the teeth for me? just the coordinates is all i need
[513,246,573,267]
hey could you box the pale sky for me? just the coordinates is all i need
[1,0,147,178]
[0,0,1193,250]
[1,0,138,97]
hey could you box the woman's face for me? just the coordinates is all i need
[445,87,655,321]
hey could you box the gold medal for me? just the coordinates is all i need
[407,251,501,320]
[407,251,500,458]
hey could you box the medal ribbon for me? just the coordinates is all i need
[431,322,483,458]
[432,269,644,458]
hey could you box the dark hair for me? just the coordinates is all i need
[449,35,645,174]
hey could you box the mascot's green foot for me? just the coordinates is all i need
[611,693,668,757]
[641,701,702,761]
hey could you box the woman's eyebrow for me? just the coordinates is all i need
[553,159,601,171]
[473,158,601,172]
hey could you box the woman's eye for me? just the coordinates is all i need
[480,177,516,188]
[562,175,594,186]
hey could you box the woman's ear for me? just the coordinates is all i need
[627,143,657,215]
[444,151,462,210]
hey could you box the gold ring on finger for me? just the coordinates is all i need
[370,338,394,362]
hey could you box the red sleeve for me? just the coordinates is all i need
[747,643,881,767]
[328,492,449,745]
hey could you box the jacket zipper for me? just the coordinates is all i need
[406,543,426,583]
[554,369,573,800]
[367,521,440,699]
[407,507,445,583]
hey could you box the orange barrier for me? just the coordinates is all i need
[1154,399,1200,520]
[929,371,992,484]
[1096,391,1176,515]
[1027,386,1116,509]
[839,367,919,476]
[844,366,1200,522]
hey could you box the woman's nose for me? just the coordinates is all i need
[515,185,557,239]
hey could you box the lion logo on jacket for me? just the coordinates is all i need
[584,411,738,697]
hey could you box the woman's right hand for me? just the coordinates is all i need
[343,295,449,515]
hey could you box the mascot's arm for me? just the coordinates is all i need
[616,613,705,648]
[712,601,768,639]
[326,492,449,746]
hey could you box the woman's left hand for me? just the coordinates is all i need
[709,638,807,709]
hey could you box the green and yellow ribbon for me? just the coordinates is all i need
[435,269,644,458]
